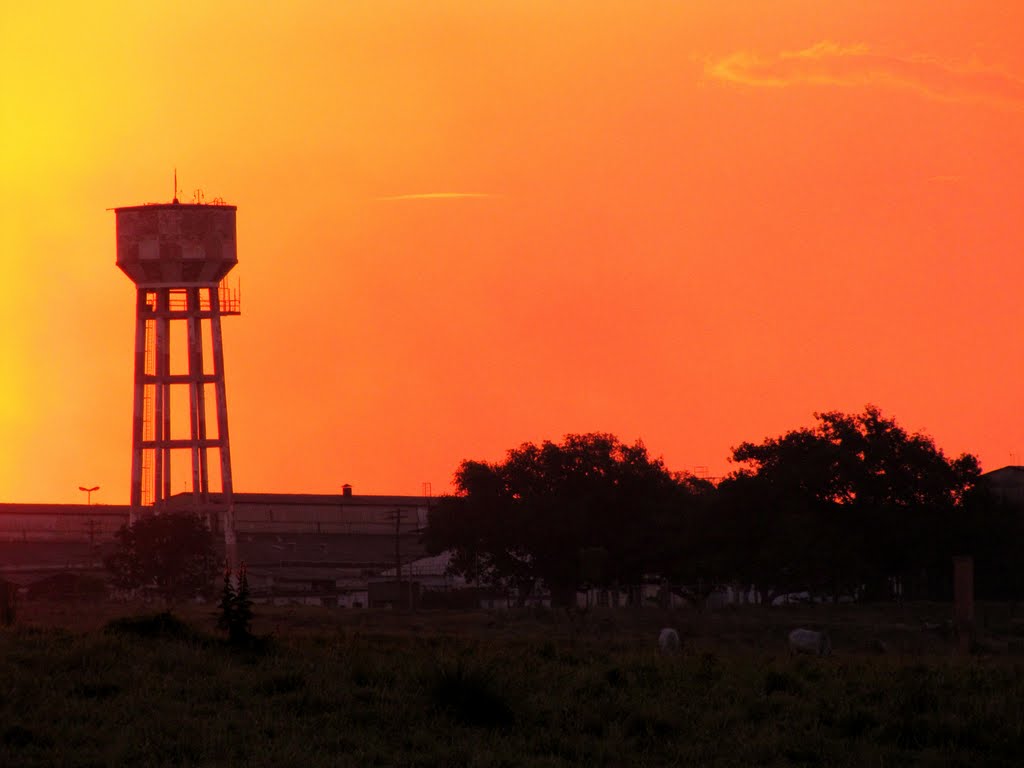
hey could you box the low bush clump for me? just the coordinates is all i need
[216,564,254,645]
[427,656,515,727]
[103,611,198,641]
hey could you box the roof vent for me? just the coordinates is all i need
[342,484,353,498]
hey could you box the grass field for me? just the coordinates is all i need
[2,601,1024,767]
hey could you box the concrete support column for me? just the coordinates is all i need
[209,287,237,571]
[129,288,148,522]
[186,287,203,509]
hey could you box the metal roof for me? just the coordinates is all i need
[0,504,129,517]
[162,492,432,507]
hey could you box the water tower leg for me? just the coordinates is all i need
[160,293,172,504]
[186,288,202,510]
[129,288,147,522]
[153,289,167,505]
[209,288,237,571]
[194,303,210,499]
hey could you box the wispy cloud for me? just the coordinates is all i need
[375,192,495,201]
[706,42,1024,111]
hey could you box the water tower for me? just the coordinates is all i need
[114,197,240,565]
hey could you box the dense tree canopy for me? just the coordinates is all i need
[424,433,712,604]
[717,405,984,600]
[425,410,1023,605]
[105,513,219,602]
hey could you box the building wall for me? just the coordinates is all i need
[0,505,128,543]
[0,495,431,596]
[160,492,430,536]
[982,466,1024,507]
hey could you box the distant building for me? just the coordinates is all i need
[0,503,128,586]
[981,466,1024,508]
[159,489,431,605]
[158,489,429,535]
[0,504,128,543]
[0,488,431,603]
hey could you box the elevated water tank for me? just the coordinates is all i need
[115,203,237,286]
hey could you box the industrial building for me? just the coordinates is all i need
[0,486,431,604]
[161,488,431,605]
[981,465,1024,508]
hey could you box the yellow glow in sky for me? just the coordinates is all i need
[3,1,1024,503]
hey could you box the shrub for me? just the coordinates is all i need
[428,657,514,727]
[217,564,254,645]
[104,513,218,602]
[104,611,197,641]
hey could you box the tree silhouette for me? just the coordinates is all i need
[424,433,711,605]
[104,513,218,602]
[217,563,254,643]
[718,405,982,600]
[216,566,236,633]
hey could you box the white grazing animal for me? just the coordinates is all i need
[788,628,831,656]
[659,627,681,654]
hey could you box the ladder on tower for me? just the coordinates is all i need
[140,318,155,507]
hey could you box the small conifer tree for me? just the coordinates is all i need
[216,565,236,636]
[232,563,253,642]
[216,563,254,644]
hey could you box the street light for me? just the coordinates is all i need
[78,486,99,505]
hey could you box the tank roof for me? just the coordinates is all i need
[114,202,236,213]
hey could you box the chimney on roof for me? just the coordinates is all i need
[342,484,353,498]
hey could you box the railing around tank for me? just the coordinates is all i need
[142,282,241,315]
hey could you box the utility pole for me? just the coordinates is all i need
[85,518,100,566]
[387,508,417,611]
[386,508,404,610]
[395,508,402,602]
[85,518,99,547]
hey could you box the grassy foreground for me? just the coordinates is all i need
[2,603,1024,766]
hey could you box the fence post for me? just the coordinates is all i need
[953,556,974,655]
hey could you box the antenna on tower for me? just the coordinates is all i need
[173,168,179,204]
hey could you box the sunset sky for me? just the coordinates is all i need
[2,1,1023,504]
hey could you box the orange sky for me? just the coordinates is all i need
[2,1,1024,503]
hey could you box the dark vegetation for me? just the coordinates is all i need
[217,563,255,645]
[98,406,1019,611]
[3,602,1024,767]
[425,432,713,604]
[104,512,219,602]
[426,407,1023,605]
